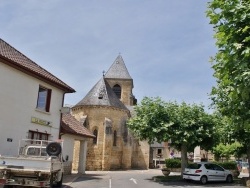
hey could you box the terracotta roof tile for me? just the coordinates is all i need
[61,113,95,138]
[0,38,75,93]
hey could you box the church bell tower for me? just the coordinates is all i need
[104,55,137,106]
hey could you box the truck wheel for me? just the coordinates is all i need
[46,142,62,156]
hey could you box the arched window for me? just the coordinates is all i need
[112,84,121,99]
[113,130,117,146]
[93,129,98,144]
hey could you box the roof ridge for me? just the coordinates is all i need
[0,38,75,93]
[0,39,40,67]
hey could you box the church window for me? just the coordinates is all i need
[93,129,98,144]
[113,130,117,146]
[112,84,121,99]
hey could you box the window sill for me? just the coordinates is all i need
[35,108,51,115]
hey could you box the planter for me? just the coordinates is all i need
[161,169,171,176]
[169,168,182,173]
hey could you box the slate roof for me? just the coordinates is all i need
[104,55,132,80]
[74,77,128,111]
[61,113,95,138]
[0,38,75,93]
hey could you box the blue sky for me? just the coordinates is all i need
[0,0,217,110]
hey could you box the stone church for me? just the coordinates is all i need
[71,55,149,170]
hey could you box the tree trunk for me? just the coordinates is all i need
[181,143,188,177]
[247,146,250,178]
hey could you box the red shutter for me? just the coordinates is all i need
[46,89,52,112]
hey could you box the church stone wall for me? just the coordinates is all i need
[72,105,149,171]
[131,140,150,169]
[72,140,80,171]
[72,106,130,170]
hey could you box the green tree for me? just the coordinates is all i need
[127,97,216,174]
[212,115,246,160]
[213,142,242,161]
[207,0,250,173]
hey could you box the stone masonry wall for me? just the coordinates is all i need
[72,106,149,171]
[63,161,72,175]
[105,79,133,106]
[72,140,80,171]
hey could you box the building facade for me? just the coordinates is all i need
[71,55,149,170]
[0,38,75,156]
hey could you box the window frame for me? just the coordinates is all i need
[36,86,52,112]
[28,130,50,140]
[112,84,121,99]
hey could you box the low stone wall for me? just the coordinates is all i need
[63,161,72,175]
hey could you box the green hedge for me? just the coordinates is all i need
[165,159,237,170]
[214,161,238,170]
[165,159,181,168]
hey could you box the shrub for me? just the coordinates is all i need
[214,161,238,170]
[165,159,181,168]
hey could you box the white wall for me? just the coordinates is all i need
[61,135,75,161]
[0,62,64,156]
[61,134,89,162]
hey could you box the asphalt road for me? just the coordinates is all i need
[65,169,245,188]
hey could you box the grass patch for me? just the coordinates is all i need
[153,175,182,182]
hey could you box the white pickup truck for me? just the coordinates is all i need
[0,139,64,188]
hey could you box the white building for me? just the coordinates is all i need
[0,38,76,156]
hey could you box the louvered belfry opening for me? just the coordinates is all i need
[113,84,121,99]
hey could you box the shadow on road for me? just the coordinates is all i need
[74,173,105,182]
[62,173,106,188]
[147,176,243,187]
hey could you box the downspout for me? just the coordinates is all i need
[59,92,65,139]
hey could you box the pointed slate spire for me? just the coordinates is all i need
[105,55,132,79]
[74,77,128,111]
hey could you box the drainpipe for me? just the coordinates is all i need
[59,92,65,139]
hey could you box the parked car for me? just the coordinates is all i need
[183,162,233,184]
[241,162,249,173]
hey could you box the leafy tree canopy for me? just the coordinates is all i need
[207,0,250,128]
[128,97,217,173]
[213,142,242,161]
[127,97,170,144]
[127,97,216,152]
[207,0,250,174]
